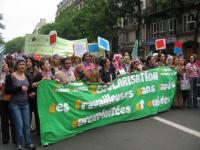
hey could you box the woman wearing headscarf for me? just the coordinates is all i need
[112,54,126,77]
[129,59,141,73]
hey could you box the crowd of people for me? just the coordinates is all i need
[0,51,200,150]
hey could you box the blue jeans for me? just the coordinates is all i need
[9,102,32,146]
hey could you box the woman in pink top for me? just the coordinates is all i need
[75,52,98,84]
[186,55,200,108]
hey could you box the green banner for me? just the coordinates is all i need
[24,34,88,56]
[37,67,177,145]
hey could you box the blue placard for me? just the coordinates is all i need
[174,47,182,54]
[98,37,110,51]
[88,43,99,53]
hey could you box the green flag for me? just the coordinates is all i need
[131,40,138,59]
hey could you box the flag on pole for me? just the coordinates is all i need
[131,40,138,59]
[0,45,5,74]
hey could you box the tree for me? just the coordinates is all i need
[40,0,118,43]
[39,23,58,35]
[0,38,4,45]
[109,0,142,50]
[5,37,25,54]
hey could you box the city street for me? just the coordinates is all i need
[1,107,200,150]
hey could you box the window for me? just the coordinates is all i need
[123,18,128,26]
[152,23,157,38]
[123,32,129,42]
[183,13,197,32]
[129,17,133,24]
[159,21,165,36]
[169,18,176,36]
[151,18,176,38]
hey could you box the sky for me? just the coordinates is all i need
[0,0,62,42]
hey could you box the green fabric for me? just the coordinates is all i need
[24,34,87,56]
[37,67,177,145]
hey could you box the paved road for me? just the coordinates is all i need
[1,108,200,150]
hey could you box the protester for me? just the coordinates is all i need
[142,55,158,70]
[5,55,15,73]
[54,57,76,84]
[25,57,38,132]
[186,55,200,108]
[152,53,158,62]
[75,52,98,84]
[172,56,183,108]
[71,55,81,71]
[32,58,54,136]
[0,60,15,144]
[4,56,36,150]
[123,56,131,72]
[99,58,115,85]
[166,55,174,67]
[51,54,61,74]
[129,59,141,73]
[113,54,126,76]
[178,57,191,108]
[157,53,166,66]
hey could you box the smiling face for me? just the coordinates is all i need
[84,53,91,63]
[26,58,32,68]
[42,60,51,71]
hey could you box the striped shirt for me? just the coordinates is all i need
[186,63,199,78]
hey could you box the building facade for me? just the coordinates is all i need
[144,0,200,58]
[33,19,46,34]
[56,0,84,17]
[118,0,200,58]
[117,0,147,56]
